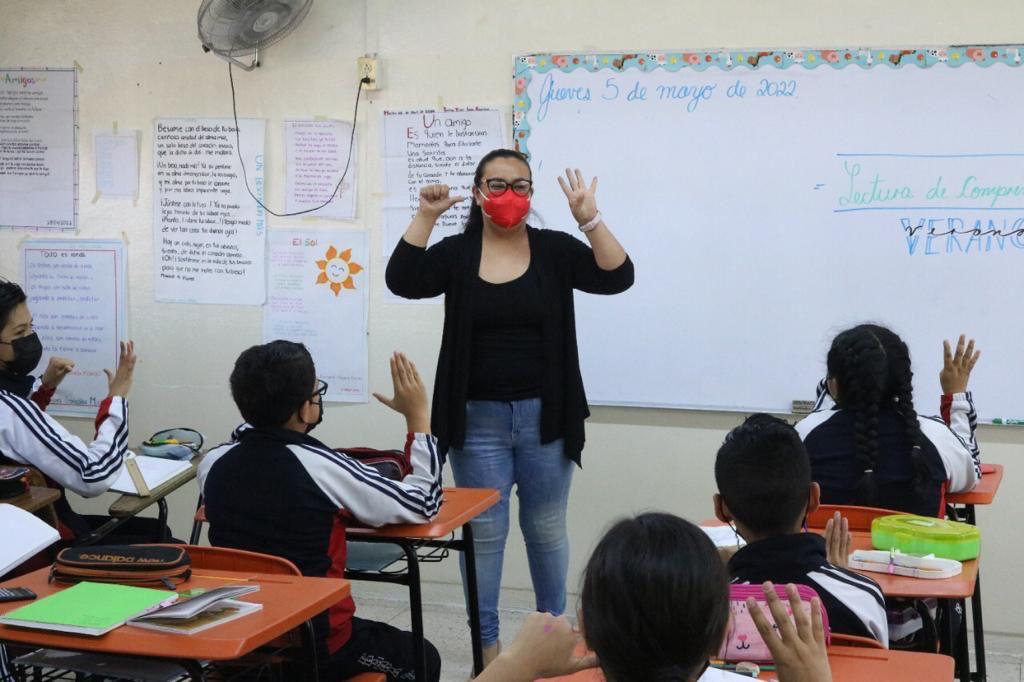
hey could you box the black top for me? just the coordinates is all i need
[803,408,947,517]
[468,264,544,401]
[385,226,634,464]
[729,533,887,644]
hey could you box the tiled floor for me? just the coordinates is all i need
[350,580,1024,681]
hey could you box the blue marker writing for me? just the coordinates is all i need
[991,418,1024,425]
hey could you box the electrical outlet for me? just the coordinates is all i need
[358,56,381,91]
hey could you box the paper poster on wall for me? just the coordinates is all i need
[284,119,356,219]
[381,108,505,302]
[153,117,266,305]
[0,68,77,231]
[263,229,368,403]
[20,239,126,417]
[94,131,138,199]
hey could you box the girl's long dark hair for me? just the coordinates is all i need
[827,324,931,499]
[581,513,730,682]
[463,148,532,234]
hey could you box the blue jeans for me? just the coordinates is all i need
[448,398,574,647]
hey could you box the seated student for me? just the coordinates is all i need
[714,414,889,646]
[478,512,833,682]
[798,324,981,516]
[0,280,149,543]
[199,342,444,682]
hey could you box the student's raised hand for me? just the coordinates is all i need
[824,511,852,569]
[41,356,75,388]
[373,352,430,433]
[417,184,464,220]
[479,613,597,682]
[940,335,981,395]
[557,168,599,225]
[104,341,136,398]
[747,582,832,682]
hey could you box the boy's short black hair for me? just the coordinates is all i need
[714,413,811,536]
[0,280,27,332]
[230,340,316,428]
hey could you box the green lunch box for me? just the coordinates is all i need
[871,515,981,561]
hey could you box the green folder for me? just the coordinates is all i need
[0,582,178,636]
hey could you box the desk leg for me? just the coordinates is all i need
[299,618,321,682]
[463,522,484,677]
[399,540,426,682]
[964,504,987,681]
[955,599,972,682]
[157,498,170,542]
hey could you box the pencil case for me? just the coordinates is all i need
[50,545,191,587]
[140,428,204,460]
[849,549,962,579]
[871,515,980,561]
[717,584,830,663]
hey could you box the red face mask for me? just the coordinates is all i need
[480,188,531,229]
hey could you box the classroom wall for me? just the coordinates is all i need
[3,0,1023,634]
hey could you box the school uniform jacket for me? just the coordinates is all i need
[797,384,980,516]
[729,533,889,646]
[0,383,128,497]
[198,427,444,654]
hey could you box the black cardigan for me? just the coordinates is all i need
[386,226,634,465]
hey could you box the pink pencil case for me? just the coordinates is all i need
[717,583,831,663]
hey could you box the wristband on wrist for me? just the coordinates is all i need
[578,211,602,233]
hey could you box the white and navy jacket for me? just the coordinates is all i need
[729,533,889,647]
[0,388,128,497]
[198,427,444,654]
[797,383,980,516]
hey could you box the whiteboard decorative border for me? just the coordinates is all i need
[513,46,1024,157]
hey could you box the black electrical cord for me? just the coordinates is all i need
[228,62,367,217]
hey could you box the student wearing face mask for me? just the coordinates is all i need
[198,341,444,681]
[386,149,634,668]
[0,280,145,543]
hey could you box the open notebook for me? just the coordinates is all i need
[0,503,60,576]
[109,455,192,496]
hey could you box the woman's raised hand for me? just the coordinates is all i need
[418,184,465,220]
[557,168,599,225]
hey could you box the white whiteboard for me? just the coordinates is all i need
[516,47,1024,420]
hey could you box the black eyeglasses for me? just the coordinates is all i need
[480,178,533,196]
[313,379,329,399]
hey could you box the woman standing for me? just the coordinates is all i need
[386,149,633,666]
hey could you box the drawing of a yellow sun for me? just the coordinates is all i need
[315,246,363,296]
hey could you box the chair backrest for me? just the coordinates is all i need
[808,504,903,532]
[829,633,886,650]
[168,544,301,576]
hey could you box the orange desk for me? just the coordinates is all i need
[543,646,954,681]
[948,463,1003,507]
[700,521,977,600]
[0,565,348,677]
[347,487,500,680]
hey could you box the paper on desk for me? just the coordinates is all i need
[109,455,192,496]
[0,503,60,575]
[700,525,746,549]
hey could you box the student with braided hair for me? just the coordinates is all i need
[796,324,981,517]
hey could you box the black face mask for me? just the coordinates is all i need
[302,397,324,434]
[1,332,43,377]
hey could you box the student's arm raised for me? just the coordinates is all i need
[0,341,136,497]
[287,353,443,526]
